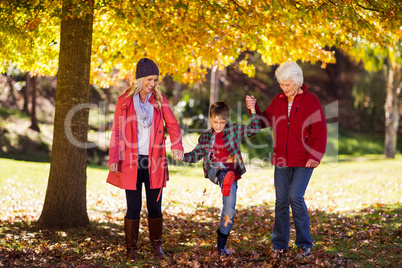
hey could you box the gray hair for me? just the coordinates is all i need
[275,62,303,86]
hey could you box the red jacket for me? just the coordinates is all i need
[107,90,183,190]
[255,85,327,167]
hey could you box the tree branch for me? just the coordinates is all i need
[229,0,246,14]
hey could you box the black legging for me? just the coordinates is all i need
[125,155,163,220]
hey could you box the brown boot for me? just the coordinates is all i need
[124,218,139,262]
[148,217,165,258]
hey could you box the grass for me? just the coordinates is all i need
[0,107,30,120]
[0,156,401,267]
[334,132,402,155]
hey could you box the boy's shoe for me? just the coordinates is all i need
[217,247,229,257]
[217,229,230,257]
[300,246,311,256]
[221,171,235,196]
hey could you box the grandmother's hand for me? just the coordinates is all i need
[172,149,184,161]
[306,159,320,168]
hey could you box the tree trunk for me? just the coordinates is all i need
[325,48,345,99]
[37,0,94,229]
[29,75,40,132]
[208,65,220,128]
[384,63,401,158]
[5,73,17,107]
[173,81,183,106]
[23,73,30,114]
[209,65,219,107]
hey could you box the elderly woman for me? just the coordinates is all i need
[246,61,327,256]
[107,58,184,262]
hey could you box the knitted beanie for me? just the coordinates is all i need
[135,58,159,79]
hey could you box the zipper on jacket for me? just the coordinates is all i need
[286,121,289,167]
[286,102,299,165]
[285,100,290,167]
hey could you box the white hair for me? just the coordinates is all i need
[275,61,303,86]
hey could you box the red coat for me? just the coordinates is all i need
[107,91,183,190]
[255,85,327,167]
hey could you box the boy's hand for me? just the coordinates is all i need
[246,95,256,114]
[172,149,184,160]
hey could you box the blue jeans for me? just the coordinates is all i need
[272,166,313,250]
[219,181,238,235]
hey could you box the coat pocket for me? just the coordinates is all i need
[304,132,312,154]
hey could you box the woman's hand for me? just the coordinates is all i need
[246,95,256,114]
[305,159,320,168]
[172,149,184,161]
[108,163,119,173]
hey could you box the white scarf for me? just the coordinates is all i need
[134,92,154,128]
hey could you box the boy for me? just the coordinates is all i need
[181,100,260,256]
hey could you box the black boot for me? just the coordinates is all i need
[148,217,165,258]
[124,217,140,262]
[217,229,230,257]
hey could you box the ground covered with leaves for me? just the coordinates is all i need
[0,158,401,267]
[1,204,401,267]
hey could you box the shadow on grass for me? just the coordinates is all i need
[0,152,51,163]
[0,203,400,267]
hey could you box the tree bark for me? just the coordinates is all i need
[173,81,182,106]
[5,73,17,107]
[384,63,401,158]
[208,64,220,128]
[37,0,94,229]
[29,75,40,132]
[325,48,345,99]
[210,65,219,107]
[23,73,30,114]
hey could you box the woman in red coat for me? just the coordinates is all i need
[107,58,184,262]
[246,61,327,256]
